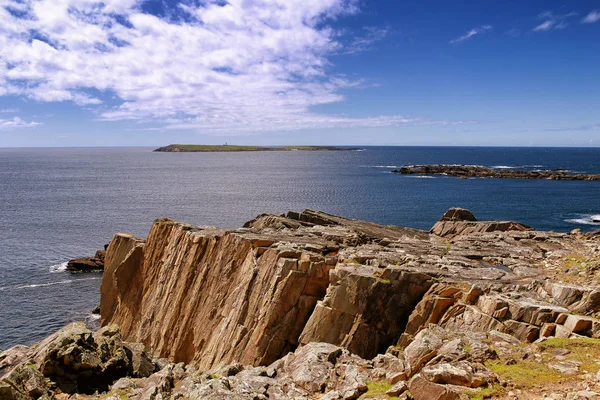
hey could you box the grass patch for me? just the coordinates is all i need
[486,359,563,388]
[380,279,391,285]
[210,373,220,380]
[26,363,37,369]
[465,384,504,400]
[538,337,600,374]
[363,381,393,398]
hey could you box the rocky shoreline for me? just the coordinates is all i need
[392,165,600,180]
[3,209,600,399]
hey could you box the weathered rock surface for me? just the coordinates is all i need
[392,164,600,180]
[66,246,107,272]
[6,207,600,399]
[98,208,600,374]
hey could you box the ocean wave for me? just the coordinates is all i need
[565,214,600,226]
[372,165,400,168]
[49,262,68,273]
[407,176,436,179]
[0,277,100,291]
[491,166,516,169]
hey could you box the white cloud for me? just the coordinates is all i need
[582,10,600,24]
[0,0,458,134]
[0,116,42,130]
[450,25,492,44]
[533,10,578,32]
[533,20,555,31]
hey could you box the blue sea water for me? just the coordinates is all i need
[1,146,599,349]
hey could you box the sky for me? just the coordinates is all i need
[0,0,599,147]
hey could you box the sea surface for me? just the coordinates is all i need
[1,146,599,349]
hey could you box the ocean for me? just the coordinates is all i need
[1,146,599,349]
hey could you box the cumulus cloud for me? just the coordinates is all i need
[0,0,452,134]
[533,10,578,31]
[0,117,42,130]
[450,25,492,44]
[582,10,600,24]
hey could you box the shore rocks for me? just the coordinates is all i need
[66,246,107,272]
[392,164,600,180]
[5,207,600,399]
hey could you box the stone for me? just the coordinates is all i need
[123,342,155,378]
[403,326,445,377]
[1,364,49,399]
[548,361,579,375]
[31,322,130,394]
[408,375,460,400]
[438,208,477,222]
[563,315,595,334]
[385,380,407,396]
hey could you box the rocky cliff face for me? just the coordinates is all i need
[100,209,600,370]
[4,208,600,399]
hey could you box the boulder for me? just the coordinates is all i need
[408,375,460,400]
[439,208,477,222]
[66,257,104,272]
[1,364,49,399]
[32,323,130,394]
[403,326,445,377]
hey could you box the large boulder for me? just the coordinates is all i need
[32,323,130,394]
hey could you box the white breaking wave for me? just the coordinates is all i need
[565,214,600,226]
[372,165,400,168]
[407,176,436,179]
[0,277,101,291]
[49,262,68,273]
[491,165,516,169]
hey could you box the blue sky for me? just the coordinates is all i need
[0,0,599,147]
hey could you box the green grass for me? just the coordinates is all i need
[154,144,358,152]
[210,373,220,379]
[363,381,393,398]
[465,384,504,400]
[486,359,563,388]
[538,337,600,374]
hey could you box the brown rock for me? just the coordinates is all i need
[408,375,460,400]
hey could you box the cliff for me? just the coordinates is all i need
[100,209,600,368]
[3,208,600,399]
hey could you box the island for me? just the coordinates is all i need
[154,144,362,152]
[393,164,600,180]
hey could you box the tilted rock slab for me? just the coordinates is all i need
[101,217,336,369]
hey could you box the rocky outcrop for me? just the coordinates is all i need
[98,209,600,371]
[0,323,159,399]
[430,208,533,239]
[392,164,600,180]
[4,208,600,399]
[66,246,107,272]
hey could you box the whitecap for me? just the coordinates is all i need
[49,262,68,273]
[407,176,436,179]
[491,166,516,169]
[565,214,600,226]
[372,165,400,168]
[12,277,100,290]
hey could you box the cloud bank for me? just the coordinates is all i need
[0,0,449,134]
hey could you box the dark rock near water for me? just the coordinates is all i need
[392,164,600,180]
[66,246,107,272]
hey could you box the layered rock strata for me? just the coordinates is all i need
[100,209,600,371]
[3,208,600,399]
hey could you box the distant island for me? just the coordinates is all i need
[393,164,600,181]
[154,144,362,152]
